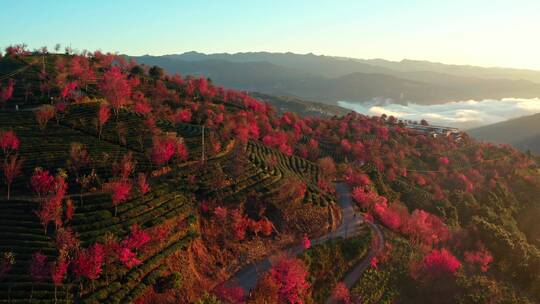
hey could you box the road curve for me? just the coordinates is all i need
[224,182,384,301]
[324,184,385,304]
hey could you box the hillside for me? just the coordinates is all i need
[249,92,350,118]
[0,46,539,303]
[132,52,540,105]
[469,113,540,154]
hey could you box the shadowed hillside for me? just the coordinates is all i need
[469,113,540,154]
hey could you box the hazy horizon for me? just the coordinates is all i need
[6,46,540,72]
[2,0,540,70]
[136,50,540,72]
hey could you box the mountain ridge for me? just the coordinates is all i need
[131,52,540,105]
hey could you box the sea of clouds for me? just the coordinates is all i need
[337,98,540,129]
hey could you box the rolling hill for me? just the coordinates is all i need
[0,47,539,303]
[469,113,540,154]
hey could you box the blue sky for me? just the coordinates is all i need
[1,0,539,69]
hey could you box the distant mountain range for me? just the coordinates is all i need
[131,52,540,105]
[469,113,540,154]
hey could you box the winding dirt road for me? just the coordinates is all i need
[225,182,385,303]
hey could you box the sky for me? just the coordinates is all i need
[1,0,540,69]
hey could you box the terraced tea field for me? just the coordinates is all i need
[0,185,197,303]
[0,110,143,195]
[246,141,334,206]
[0,102,337,302]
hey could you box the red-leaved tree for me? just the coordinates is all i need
[65,199,74,223]
[30,167,55,200]
[330,282,351,304]
[72,243,105,293]
[67,142,90,179]
[55,227,80,254]
[97,103,111,140]
[230,209,249,241]
[0,79,14,107]
[254,256,310,304]
[29,252,48,282]
[302,234,311,249]
[35,105,55,130]
[0,130,19,158]
[99,66,132,117]
[134,101,152,116]
[2,155,22,200]
[70,55,94,90]
[150,136,177,166]
[114,225,151,269]
[352,187,387,210]
[35,171,68,233]
[214,284,245,303]
[259,218,274,236]
[372,202,404,231]
[404,210,450,246]
[104,180,132,216]
[412,248,461,280]
[113,152,135,180]
[50,251,68,302]
[137,173,150,196]
[28,251,48,302]
[464,245,493,273]
[60,81,78,100]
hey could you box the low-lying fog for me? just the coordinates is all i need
[338,98,540,129]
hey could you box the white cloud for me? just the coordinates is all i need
[337,98,540,129]
[367,106,406,118]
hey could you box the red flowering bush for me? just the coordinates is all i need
[331,282,351,304]
[255,256,310,304]
[412,248,461,279]
[464,245,493,273]
[352,187,387,210]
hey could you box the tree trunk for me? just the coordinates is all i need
[80,188,84,207]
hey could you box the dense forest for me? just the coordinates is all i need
[0,44,538,303]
